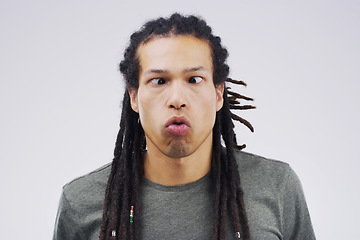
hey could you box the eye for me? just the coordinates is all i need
[188,76,203,84]
[150,78,166,85]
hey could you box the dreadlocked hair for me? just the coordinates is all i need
[99,13,255,240]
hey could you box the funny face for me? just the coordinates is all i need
[129,35,224,159]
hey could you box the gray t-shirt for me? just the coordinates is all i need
[53,150,315,239]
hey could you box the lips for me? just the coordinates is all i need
[165,116,190,136]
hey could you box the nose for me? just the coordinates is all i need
[168,81,187,109]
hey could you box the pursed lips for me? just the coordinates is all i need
[165,116,191,136]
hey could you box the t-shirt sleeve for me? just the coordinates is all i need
[280,166,316,240]
[53,191,85,240]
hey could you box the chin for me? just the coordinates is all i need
[164,143,192,159]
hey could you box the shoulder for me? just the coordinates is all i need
[54,163,111,239]
[232,150,315,238]
[62,163,111,205]
[233,149,300,194]
[234,149,291,177]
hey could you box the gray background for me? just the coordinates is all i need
[1,0,359,239]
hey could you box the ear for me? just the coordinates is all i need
[128,87,139,113]
[215,83,225,112]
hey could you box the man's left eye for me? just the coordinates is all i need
[188,76,203,84]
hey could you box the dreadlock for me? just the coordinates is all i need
[99,13,255,240]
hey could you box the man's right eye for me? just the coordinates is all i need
[150,78,166,85]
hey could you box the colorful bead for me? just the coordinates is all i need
[130,206,134,223]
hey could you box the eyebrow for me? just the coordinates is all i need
[143,66,209,75]
[144,69,169,75]
[183,66,211,74]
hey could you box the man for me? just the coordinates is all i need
[53,13,315,240]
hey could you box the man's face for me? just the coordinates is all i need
[129,35,224,159]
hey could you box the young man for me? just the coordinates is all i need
[53,14,315,240]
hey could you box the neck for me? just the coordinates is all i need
[143,135,213,186]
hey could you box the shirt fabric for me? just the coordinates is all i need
[53,150,316,240]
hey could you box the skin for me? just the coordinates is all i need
[129,35,224,186]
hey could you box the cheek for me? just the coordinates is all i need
[196,93,218,121]
[137,100,149,123]
[137,92,159,124]
[206,90,220,110]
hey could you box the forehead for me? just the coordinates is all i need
[137,35,213,73]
